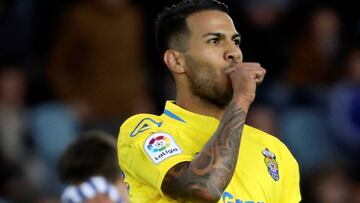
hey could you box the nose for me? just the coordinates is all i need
[224,44,242,63]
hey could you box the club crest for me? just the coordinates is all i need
[262,148,279,181]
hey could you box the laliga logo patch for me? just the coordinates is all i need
[147,135,170,152]
[144,132,182,164]
[262,148,279,181]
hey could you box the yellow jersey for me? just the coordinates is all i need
[118,101,301,203]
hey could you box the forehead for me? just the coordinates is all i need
[186,10,237,37]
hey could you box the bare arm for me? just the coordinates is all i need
[161,100,247,202]
[161,63,265,202]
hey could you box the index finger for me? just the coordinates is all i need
[224,67,235,74]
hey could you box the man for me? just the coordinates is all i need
[117,0,301,202]
[58,131,130,203]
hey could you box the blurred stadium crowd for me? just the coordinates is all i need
[0,0,359,202]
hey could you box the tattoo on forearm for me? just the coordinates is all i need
[162,101,247,202]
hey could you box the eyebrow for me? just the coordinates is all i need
[202,32,241,40]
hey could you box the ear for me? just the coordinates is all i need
[163,50,185,74]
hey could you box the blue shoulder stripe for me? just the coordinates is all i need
[163,109,186,123]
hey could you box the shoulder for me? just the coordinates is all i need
[243,125,282,145]
[244,125,298,165]
[117,114,164,166]
[119,113,163,139]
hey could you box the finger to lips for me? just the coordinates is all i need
[225,67,235,74]
[243,62,261,67]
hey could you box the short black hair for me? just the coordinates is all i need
[57,131,121,185]
[155,0,229,56]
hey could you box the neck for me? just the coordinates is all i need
[175,84,224,120]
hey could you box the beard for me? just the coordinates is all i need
[184,55,233,109]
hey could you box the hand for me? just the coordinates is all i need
[225,62,266,111]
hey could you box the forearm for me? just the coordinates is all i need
[162,99,247,202]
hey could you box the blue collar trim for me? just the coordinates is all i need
[163,109,186,123]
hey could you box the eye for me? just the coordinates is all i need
[208,38,220,45]
[233,39,241,47]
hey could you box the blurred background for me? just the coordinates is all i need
[0,0,359,202]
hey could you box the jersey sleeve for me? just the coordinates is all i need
[117,115,193,196]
